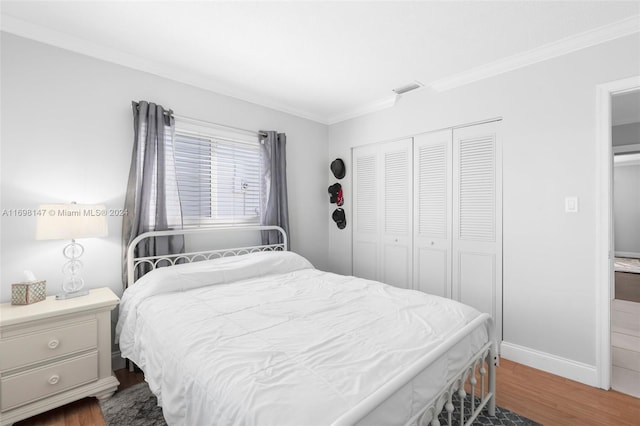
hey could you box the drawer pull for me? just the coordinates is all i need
[48,339,60,349]
[48,374,60,385]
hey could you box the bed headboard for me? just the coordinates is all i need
[126,225,287,287]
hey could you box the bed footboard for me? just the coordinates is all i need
[416,342,496,426]
[331,314,496,426]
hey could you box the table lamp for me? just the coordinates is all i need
[36,202,108,299]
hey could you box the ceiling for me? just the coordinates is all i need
[1,1,639,124]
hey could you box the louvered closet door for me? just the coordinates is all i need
[452,121,502,343]
[352,139,413,288]
[352,144,380,281]
[380,139,413,289]
[413,130,452,297]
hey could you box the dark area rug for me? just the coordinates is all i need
[100,382,540,426]
[99,383,167,426]
[438,393,541,425]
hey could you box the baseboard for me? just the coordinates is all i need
[112,350,126,371]
[500,341,598,387]
[615,251,640,259]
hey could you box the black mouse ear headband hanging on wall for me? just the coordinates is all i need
[329,158,346,229]
[330,158,346,180]
[332,208,346,229]
[328,183,343,206]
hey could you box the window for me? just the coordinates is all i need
[173,121,262,226]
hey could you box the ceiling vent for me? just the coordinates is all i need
[393,81,424,95]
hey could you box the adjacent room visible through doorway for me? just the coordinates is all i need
[610,89,640,398]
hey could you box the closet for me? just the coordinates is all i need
[352,138,413,288]
[353,121,502,343]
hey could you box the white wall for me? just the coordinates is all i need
[614,160,640,256]
[327,34,640,379]
[0,33,328,302]
[612,122,640,146]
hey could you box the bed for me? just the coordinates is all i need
[116,226,496,426]
[614,257,640,303]
[614,257,640,274]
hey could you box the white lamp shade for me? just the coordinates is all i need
[36,204,109,240]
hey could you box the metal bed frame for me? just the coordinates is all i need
[126,226,496,426]
[126,225,288,286]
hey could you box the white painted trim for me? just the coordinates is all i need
[430,15,640,92]
[615,251,640,259]
[112,350,126,371]
[327,95,398,125]
[4,13,638,125]
[616,160,640,167]
[613,152,640,169]
[613,144,640,154]
[500,341,598,387]
[0,14,329,125]
[613,117,640,126]
[595,76,640,391]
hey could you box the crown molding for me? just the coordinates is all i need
[327,95,398,125]
[0,14,329,125]
[429,15,640,93]
[2,13,639,125]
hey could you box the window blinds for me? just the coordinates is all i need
[174,131,262,226]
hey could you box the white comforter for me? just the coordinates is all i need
[117,251,488,426]
[615,257,640,274]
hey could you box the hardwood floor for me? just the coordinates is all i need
[13,369,144,426]
[13,359,640,425]
[496,359,640,425]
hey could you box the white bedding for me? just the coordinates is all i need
[117,251,489,426]
[615,257,640,274]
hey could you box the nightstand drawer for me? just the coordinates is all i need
[0,320,97,371]
[1,351,98,412]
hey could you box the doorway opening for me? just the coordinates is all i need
[610,90,640,397]
[595,76,640,395]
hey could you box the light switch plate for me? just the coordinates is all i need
[565,196,579,213]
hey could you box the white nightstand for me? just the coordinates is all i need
[0,287,120,425]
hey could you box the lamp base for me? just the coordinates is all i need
[56,289,90,300]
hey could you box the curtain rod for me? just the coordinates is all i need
[173,114,268,138]
[133,101,268,138]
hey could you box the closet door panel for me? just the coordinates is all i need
[353,139,412,288]
[353,241,378,280]
[380,139,413,288]
[413,130,452,296]
[416,247,448,297]
[452,121,502,343]
[352,145,380,281]
[383,245,411,288]
[457,251,496,317]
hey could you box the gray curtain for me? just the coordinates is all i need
[122,101,184,286]
[260,131,290,247]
